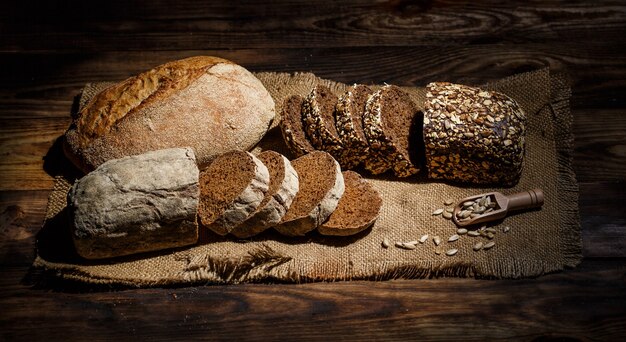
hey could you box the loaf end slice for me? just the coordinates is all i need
[230,151,299,238]
[199,151,270,235]
[318,171,382,236]
[68,147,200,259]
[363,85,422,177]
[280,95,315,158]
[274,151,345,237]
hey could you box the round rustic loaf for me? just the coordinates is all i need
[64,56,276,172]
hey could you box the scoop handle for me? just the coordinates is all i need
[506,189,544,212]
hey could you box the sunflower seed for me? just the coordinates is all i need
[442,211,453,219]
[468,231,480,237]
[432,208,444,215]
[483,241,495,250]
[485,228,497,234]
[446,249,458,256]
[486,232,495,239]
[444,199,454,206]
[457,228,468,235]
[433,236,442,246]
[463,201,475,207]
[382,238,390,248]
[445,207,454,213]
[448,234,460,242]
[503,226,511,233]
[473,242,484,251]
[395,242,417,250]
[470,213,481,218]
[419,234,429,244]
[435,248,442,255]
[406,240,419,246]
[458,210,471,218]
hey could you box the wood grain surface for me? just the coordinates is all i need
[1,0,625,340]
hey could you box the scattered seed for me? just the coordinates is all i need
[444,199,454,206]
[473,242,484,251]
[382,238,390,248]
[432,208,444,216]
[486,232,495,239]
[448,234,460,242]
[503,226,510,233]
[485,228,497,234]
[483,241,495,250]
[433,236,442,246]
[406,240,419,246]
[446,249,458,256]
[457,228,468,235]
[442,211,453,219]
[468,231,480,237]
[445,207,454,213]
[395,242,417,250]
[435,248,442,255]
[419,234,429,244]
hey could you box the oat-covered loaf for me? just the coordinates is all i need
[423,82,526,186]
[64,56,275,173]
[363,85,422,177]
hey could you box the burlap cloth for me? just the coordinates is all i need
[32,68,581,287]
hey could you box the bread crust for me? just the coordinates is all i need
[64,56,275,172]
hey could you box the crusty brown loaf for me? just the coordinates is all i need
[64,56,276,172]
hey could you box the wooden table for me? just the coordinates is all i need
[1,1,625,340]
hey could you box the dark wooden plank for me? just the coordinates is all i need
[1,258,625,341]
[2,44,625,110]
[2,0,626,51]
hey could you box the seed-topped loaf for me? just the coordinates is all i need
[423,82,526,186]
[230,151,299,238]
[280,95,315,158]
[318,171,382,236]
[363,85,422,177]
[198,151,270,236]
[334,85,374,169]
[274,151,345,237]
[64,56,275,173]
[301,85,344,159]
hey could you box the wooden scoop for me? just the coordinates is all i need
[452,189,544,227]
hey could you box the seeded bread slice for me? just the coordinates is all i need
[274,151,345,236]
[363,85,422,177]
[318,171,382,236]
[335,85,374,169]
[280,95,315,158]
[198,151,270,236]
[302,85,344,160]
[230,151,299,238]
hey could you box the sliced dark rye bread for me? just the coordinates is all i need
[318,171,382,236]
[274,151,345,236]
[363,85,422,177]
[280,95,315,158]
[230,151,299,238]
[198,151,270,236]
[301,85,346,162]
[334,85,374,169]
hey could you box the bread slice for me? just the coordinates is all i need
[302,85,344,158]
[318,171,382,236]
[230,151,299,238]
[280,95,315,158]
[363,85,421,177]
[198,151,270,236]
[274,151,345,236]
[335,85,374,169]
